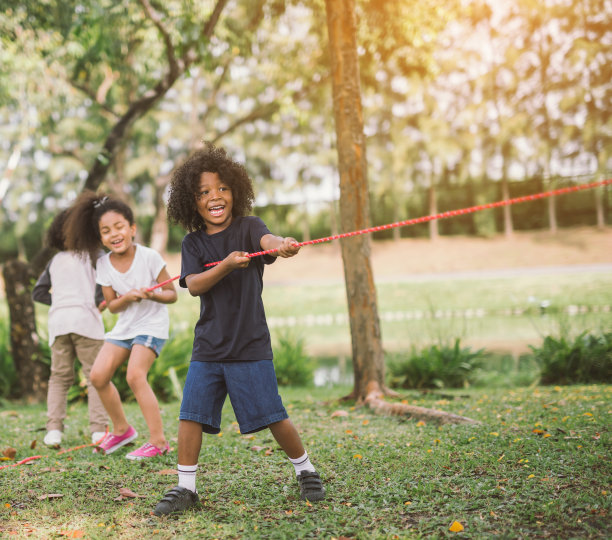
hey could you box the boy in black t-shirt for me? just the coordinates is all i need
[154,144,325,516]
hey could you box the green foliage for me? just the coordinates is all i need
[272,332,314,387]
[0,314,18,400]
[386,339,485,389]
[149,329,192,401]
[531,332,612,385]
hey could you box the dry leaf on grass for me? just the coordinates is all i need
[118,487,146,499]
[157,469,178,475]
[2,447,17,459]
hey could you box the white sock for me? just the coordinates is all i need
[177,464,197,493]
[289,452,316,476]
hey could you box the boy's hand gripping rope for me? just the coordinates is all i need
[150,178,612,288]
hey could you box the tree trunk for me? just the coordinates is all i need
[325,0,386,403]
[150,174,171,257]
[501,176,513,239]
[2,260,49,402]
[428,173,439,241]
[324,0,478,425]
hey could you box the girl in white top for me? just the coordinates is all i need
[32,209,108,447]
[64,192,177,460]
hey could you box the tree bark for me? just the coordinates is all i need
[325,0,386,403]
[325,0,478,425]
[2,260,49,403]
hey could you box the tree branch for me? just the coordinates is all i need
[83,0,229,192]
[138,0,179,78]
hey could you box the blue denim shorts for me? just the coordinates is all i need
[179,360,289,435]
[106,335,166,357]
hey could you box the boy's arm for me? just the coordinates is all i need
[32,263,52,305]
[260,234,300,258]
[184,251,250,296]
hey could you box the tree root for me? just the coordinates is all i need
[361,381,481,425]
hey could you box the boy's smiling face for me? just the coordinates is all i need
[196,171,234,234]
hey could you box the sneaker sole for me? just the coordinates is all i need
[125,448,168,461]
[97,430,138,454]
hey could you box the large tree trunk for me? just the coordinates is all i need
[325,0,386,403]
[325,0,477,424]
[2,260,49,402]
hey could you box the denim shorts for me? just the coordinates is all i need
[106,335,166,357]
[179,360,289,435]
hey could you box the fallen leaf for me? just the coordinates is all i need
[59,530,85,538]
[449,521,464,532]
[2,448,17,459]
[30,440,37,450]
[157,469,178,475]
[0,411,19,418]
[118,487,145,498]
[250,445,265,452]
[38,494,64,500]
[331,410,349,418]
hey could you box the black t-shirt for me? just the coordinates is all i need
[180,216,277,362]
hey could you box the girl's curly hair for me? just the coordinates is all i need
[45,209,70,251]
[167,143,255,232]
[63,191,134,266]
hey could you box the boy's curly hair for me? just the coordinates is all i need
[167,143,255,232]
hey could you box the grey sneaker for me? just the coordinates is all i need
[297,471,326,501]
[153,486,199,516]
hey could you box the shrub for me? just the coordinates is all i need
[273,332,314,387]
[386,338,485,389]
[0,315,18,400]
[531,332,612,385]
[150,329,192,401]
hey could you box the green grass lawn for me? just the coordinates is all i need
[1,385,610,539]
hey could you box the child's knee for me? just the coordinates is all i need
[125,369,147,391]
[90,366,110,389]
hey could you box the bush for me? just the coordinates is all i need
[273,332,314,387]
[0,315,18,400]
[531,332,612,385]
[386,339,485,389]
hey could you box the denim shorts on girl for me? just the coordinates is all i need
[179,360,289,435]
[106,335,166,357]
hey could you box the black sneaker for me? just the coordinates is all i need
[153,486,200,516]
[297,471,326,502]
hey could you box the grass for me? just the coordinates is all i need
[1,385,610,539]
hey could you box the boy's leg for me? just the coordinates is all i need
[268,418,305,459]
[153,419,202,516]
[46,335,76,434]
[73,335,107,435]
[125,344,166,449]
[269,418,326,501]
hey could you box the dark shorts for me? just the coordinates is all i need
[179,360,289,435]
